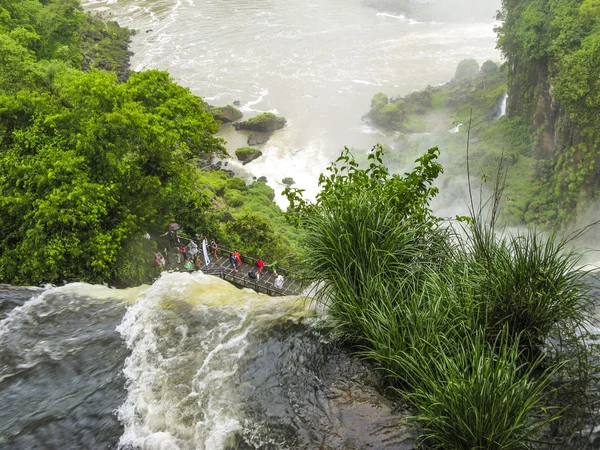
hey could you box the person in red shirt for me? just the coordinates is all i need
[256,258,264,274]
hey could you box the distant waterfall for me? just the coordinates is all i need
[495,93,508,119]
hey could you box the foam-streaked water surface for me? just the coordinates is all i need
[0,273,412,449]
[82,0,501,204]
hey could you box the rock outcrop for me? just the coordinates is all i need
[234,112,286,132]
[247,131,272,146]
[210,105,243,123]
[235,147,263,165]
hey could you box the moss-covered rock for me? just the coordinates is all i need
[367,102,405,130]
[234,112,286,132]
[235,147,263,165]
[282,177,295,186]
[211,104,243,123]
[80,14,134,82]
[454,59,480,82]
[226,177,248,191]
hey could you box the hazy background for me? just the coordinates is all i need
[83,0,502,205]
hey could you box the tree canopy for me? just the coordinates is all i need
[0,0,226,285]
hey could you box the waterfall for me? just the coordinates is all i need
[496,93,508,119]
[0,272,408,449]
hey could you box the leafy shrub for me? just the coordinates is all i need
[226,176,248,191]
[401,330,559,450]
[224,189,244,207]
[288,145,598,447]
[371,92,388,108]
[458,221,593,358]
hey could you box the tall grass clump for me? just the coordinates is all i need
[284,145,448,344]
[400,329,562,450]
[285,145,599,448]
[459,220,594,357]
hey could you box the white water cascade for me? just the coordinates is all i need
[0,272,409,449]
[80,0,502,206]
[496,92,508,119]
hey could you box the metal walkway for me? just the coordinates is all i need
[201,255,301,296]
[154,232,302,296]
[167,252,301,297]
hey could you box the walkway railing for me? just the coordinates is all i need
[152,232,301,296]
[202,265,300,297]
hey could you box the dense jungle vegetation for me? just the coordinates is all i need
[0,0,294,287]
[2,0,600,447]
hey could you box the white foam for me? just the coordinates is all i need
[358,124,387,136]
[239,88,270,113]
[376,12,419,25]
[449,123,462,133]
[116,271,305,449]
[0,283,134,335]
[352,79,382,86]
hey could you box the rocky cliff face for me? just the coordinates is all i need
[507,58,600,223]
[499,0,600,226]
[507,62,557,161]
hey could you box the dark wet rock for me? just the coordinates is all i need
[234,112,286,133]
[235,147,263,165]
[282,177,295,186]
[233,99,241,106]
[247,131,272,146]
[211,105,243,123]
[96,59,111,71]
[257,176,268,183]
[232,321,415,449]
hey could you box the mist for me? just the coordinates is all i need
[366,0,502,23]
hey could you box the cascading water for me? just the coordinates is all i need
[495,93,508,119]
[0,272,413,449]
[0,283,138,448]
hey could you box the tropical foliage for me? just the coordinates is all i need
[287,146,598,448]
[496,0,600,225]
[0,0,226,285]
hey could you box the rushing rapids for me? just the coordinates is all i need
[81,0,502,206]
[0,272,413,449]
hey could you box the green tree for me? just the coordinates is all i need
[454,58,480,81]
[0,33,41,93]
[224,213,286,260]
[286,144,443,229]
[0,68,225,285]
